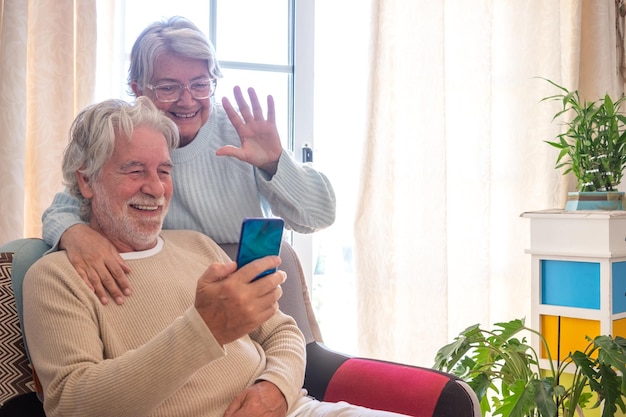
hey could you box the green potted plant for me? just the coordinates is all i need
[433,318,626,417]
[542,79,626,210]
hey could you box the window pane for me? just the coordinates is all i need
[215,0,289,65]
[123,1,212,53]
[310,0,372,355]
[217,68,291,149]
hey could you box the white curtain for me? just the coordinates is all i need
[355,0,624,365]
[0,0,96,244]
[2,0,624,371]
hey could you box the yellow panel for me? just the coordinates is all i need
[541,315,600,361]
[539,318,626,416]
[613,318,626,337]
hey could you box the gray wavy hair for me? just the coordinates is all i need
[128,16,223,95]
[62,97,180,220]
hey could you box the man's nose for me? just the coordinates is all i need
[141,172,166,197]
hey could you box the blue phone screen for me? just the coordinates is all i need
[236,218,284,280]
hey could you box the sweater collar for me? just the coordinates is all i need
[119,236,164,260]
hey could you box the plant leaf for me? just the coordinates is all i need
[533,379,558,417]
[433,332,474,371]
[541,79,626,190]
[468,372,492,403]
[493,379,536,417]
[598,363,624,417]
[596,336,626,375]
[492,319,527,341]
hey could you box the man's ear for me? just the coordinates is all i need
[76,171,94,199]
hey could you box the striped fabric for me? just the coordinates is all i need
[0,252,35,405]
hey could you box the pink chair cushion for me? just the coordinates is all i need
[324,358,451,417]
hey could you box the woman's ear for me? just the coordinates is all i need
[76,171,94,199]
[130,81,142,97]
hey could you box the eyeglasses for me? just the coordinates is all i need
[146,79,216,102]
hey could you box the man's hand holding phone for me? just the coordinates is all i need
[195,256,285,346]
[194,218,286,345]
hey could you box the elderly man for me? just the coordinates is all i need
[23,98,407,417]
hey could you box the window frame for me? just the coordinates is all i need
[97,0,316,288]
[207,0,315,288]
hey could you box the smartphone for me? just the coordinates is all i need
[236,217,285,281]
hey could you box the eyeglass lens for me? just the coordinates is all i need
[152,80,215,102]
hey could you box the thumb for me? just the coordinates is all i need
[223,396,243,417]
[215,145,243,159]
[202,261,237,284]
[223,390,246,417]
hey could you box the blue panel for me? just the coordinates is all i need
[613,262,626,314]
[541,260,600,309]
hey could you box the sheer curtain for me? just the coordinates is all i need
[1,0,624,370]
[0,0,96,245]
[355,0,624,365]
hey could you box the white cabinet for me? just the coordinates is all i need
[522,209,626,366]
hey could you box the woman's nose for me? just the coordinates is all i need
[176,86,195,104]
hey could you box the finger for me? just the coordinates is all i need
[85,271,111,305]
[239,256,282,284]
[108,256,132,296]
[89,259,129,305]
[215,144,243,159]
[233,86,253,121]
[221,96,241,123]
[247,87,264,120]
[223,392,246,417]
[222,96,250,136]
[269,283,283,306]
[204,261,238,284]
[75,268,95,292]
[271,280,284,301]
[251,272,285,308]
[266,94,276,124]
[257,288,281,319]
[259,271,286,295]
[100,274,126,305]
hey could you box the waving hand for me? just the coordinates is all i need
[218,86,283,176]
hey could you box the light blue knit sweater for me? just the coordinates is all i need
[42,104,336,246]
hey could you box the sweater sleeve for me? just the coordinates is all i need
[41,189,85,251]
[256,149,336,234]
[249,311,306,411]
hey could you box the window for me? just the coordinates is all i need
[96,0,362,355]
[96,0,295,150]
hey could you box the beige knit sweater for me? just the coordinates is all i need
[23,230,306,417]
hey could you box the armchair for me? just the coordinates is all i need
[0,238,480,416]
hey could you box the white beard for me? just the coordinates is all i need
[90,181,167,250]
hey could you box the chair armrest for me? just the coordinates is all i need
[304,342,350,400]
[0,393,44,417]
[304,342,479,417]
